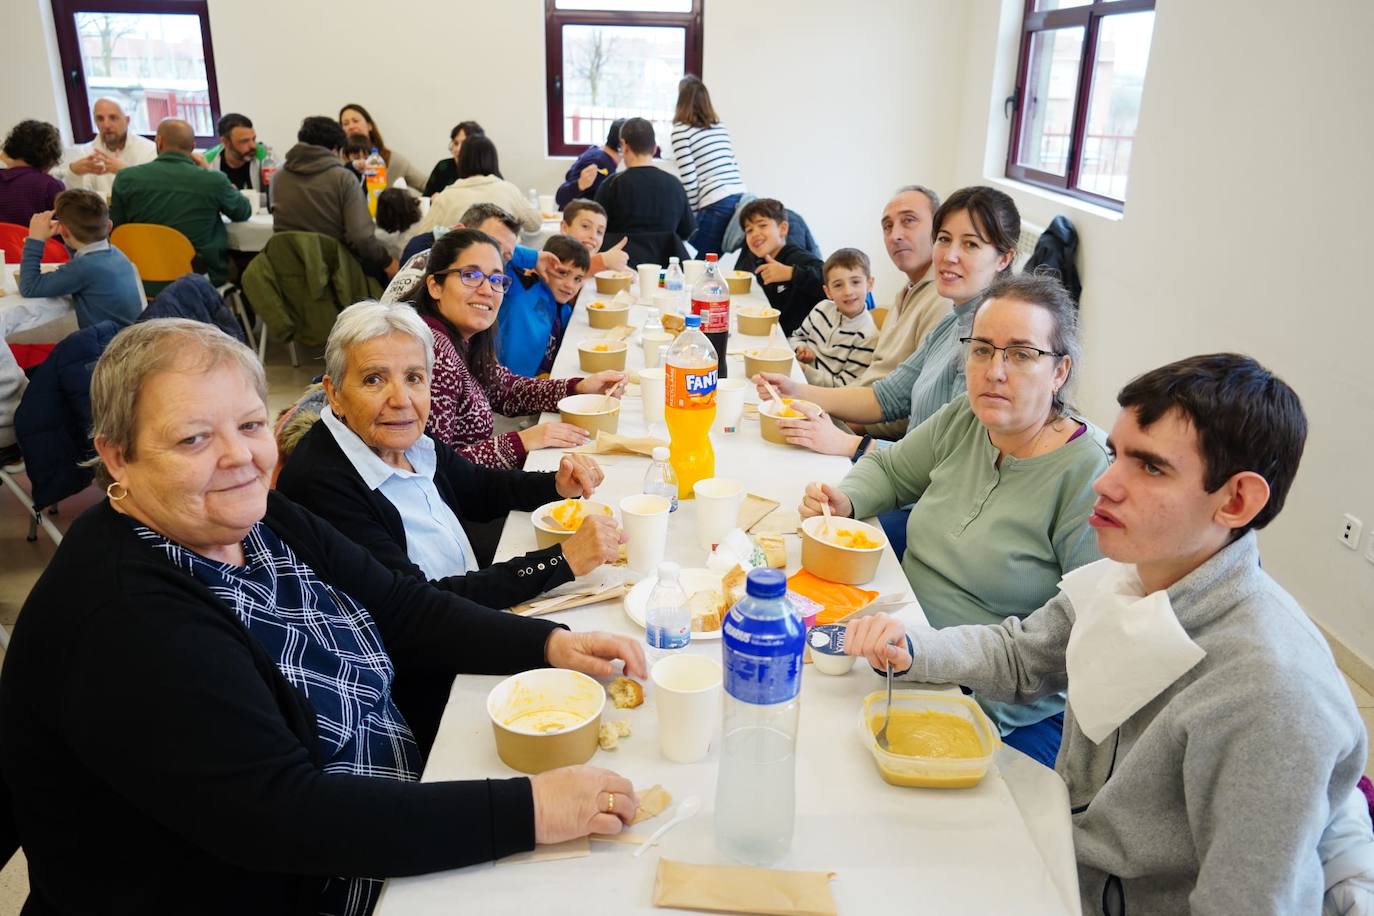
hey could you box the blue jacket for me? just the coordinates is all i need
[18,238,144,330]
[496,246,572,378]
[14,321,120,509]
[137,273,246,342]
[554,146,616,209]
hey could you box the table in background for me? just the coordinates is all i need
[225,213,275,253]
[376,282,1081,915]
[0,270,72,339]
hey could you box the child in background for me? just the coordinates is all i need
[740,197,824,336]
[498,234,590,377]
[790,248,879,388]
[344,135,371,186]
[560,198,629,273]
[18,189,144,328]
[374,187,423,262]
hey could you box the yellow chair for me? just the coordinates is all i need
[110,223,197,290]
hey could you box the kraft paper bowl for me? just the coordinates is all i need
[577,340,628,373]
[743,346,794,380]
[594,270,634,295]
[586,299,631,329]
[758,397,819,446]
[488,669,605,774]
[531,498,615,549]
[736,307,780,337]
[726,270,754,295]
[800,515,886,585]
[558,393,621,436]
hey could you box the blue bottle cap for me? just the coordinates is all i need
[684,314,701,328]
[745,567,787,599]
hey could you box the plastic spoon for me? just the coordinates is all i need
[874,662,894,752]
[633,796,703,857]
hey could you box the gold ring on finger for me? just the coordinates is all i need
[605,792,615,814]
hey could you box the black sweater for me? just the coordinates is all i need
[750,243,825,337]
[0,494,562,915]
[276,421,574,608]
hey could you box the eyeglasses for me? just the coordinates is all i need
[960,337,1063,372]
[436,266,512,294]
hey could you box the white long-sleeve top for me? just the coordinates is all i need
[668,122,747,211]
[788,299,878,388]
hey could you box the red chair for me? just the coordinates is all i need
[0,223,69,264]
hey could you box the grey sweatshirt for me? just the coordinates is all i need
[900,532,1367,915]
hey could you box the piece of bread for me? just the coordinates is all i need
[689,588,727,633]
[756,534,787,569]
[608,676,644,709]
[598,719,632,750]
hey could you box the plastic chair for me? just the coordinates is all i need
[110,223,196,287]
[0,222,69,264]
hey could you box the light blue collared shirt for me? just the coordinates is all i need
[321,406,478,580]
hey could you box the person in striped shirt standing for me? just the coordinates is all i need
[670,75,748,258]
[790,248,880,388]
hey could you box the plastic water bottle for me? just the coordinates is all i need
[691,253,731,379]
[364,148,387,217]
[642,307,661,333]
[528,187,540,212]
[664,314,717,498]
[643,446,678,512]
[664,256,684,307]
[645,561,690,665]
[716,568,804,866]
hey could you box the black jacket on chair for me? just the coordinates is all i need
[276,419,575,610]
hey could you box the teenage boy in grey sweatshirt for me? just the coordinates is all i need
[833,354,1367,915]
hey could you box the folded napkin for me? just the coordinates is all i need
[573,430,668,457]
[511,582,628,617]
[786,570,879,625]
[502,837,590,865]
[737,493,780,532]
[652,859,837,916]
[750,508,801,537]
[600,325,636,343]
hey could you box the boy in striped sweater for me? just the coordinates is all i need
[789,248,878,388]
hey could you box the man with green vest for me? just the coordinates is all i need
[110,118,250,286]
[203,112,267,192]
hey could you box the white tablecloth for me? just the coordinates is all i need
[375,281,1081,915]
[0,269,72,338]
[225,212,275,253]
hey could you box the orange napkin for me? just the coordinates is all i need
[787,570,878,625]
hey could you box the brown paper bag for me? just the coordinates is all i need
[502,837,590,865]
[737,493,780,532]
[651,859,838,915]
[573,430,668,457]
[510,582,628,617]
[750,509,802,537]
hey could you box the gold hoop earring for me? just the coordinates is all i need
[106,481,129,502]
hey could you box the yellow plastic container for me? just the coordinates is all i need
[857,690,1001,788]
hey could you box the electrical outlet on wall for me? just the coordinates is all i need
[1341,513,1363,550]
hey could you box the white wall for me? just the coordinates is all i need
[955,0,1374,661]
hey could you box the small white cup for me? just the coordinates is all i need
[652,654,723,763]
[639,367,666,426]
[683,259,707,288]
[653,291,680,314]
[693,477,745,549]
[642,332,672,369]
[636,263,662,301]
[539,193,555,214]
[713,378,747,434]
[240,188,260,215]
[620,493,671,574]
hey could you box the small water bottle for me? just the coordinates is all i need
[664,257,684,300]
[642,307,661,333]
[715,568,805,866]
[643,446,678,512]
[528,187,540,211]
[645,561,690,665]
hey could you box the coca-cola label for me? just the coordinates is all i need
[690,297,730,334]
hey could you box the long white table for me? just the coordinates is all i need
[225,212,275,253]
[376,280,1081,915]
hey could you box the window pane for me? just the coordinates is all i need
[1076,11,1154,200]
[1015,27,1084,176]
[562,24,684,148]
[555,1,692,11]
[74,12,212,136]
[1034,0,1092,9]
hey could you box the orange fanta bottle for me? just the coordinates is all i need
[664,313,717,498]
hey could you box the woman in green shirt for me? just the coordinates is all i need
[802,273,1107,766]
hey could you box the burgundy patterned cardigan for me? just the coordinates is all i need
[421,314,582,469]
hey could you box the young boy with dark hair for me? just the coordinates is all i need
[739,197,824,336]
[560,198,629,274]
[19,189,144,328]
[789,247,878,388]
[836,353,1367,915]
[498,234,591,377]
[343,135,372,187]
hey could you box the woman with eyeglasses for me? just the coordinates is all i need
[799,273,1108,767]
[406,228,624,469]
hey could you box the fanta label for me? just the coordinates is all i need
[665,363,717,409]
[691,297,730,334]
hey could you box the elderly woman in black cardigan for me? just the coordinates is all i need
[0,319,645,916]
[277,300,623,610]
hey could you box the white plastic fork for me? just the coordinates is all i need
[632,796,703,857]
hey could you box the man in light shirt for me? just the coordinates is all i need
[63,98,157,197]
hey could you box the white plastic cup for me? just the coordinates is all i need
[636,263,662,301]
[240,188,259,215]
[539,194,555,214]
[693,477,745,549]
[651,654,723,763]
[620,493,671,574]
[640,367,666,425]
[713,378,747,434]
[683,259,707,288]
[642,332,672,369]
[653,291,680,314]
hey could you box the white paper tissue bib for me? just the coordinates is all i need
[1062,558,1207,744]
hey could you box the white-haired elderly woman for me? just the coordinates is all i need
[0,319,647,916]
[802,273,1109,768]
[277,300,622,614]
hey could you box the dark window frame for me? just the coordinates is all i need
[1005,0,1155,210]
[543,0,704,158]
[51,0,223,145]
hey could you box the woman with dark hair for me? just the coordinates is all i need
[423,120,485,197]
[0,120,65,225]
[338,103,428,190]
[420,136,540,235]
[408,229,623,469]
[670,75,747,258]
[752,186,1022,458]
